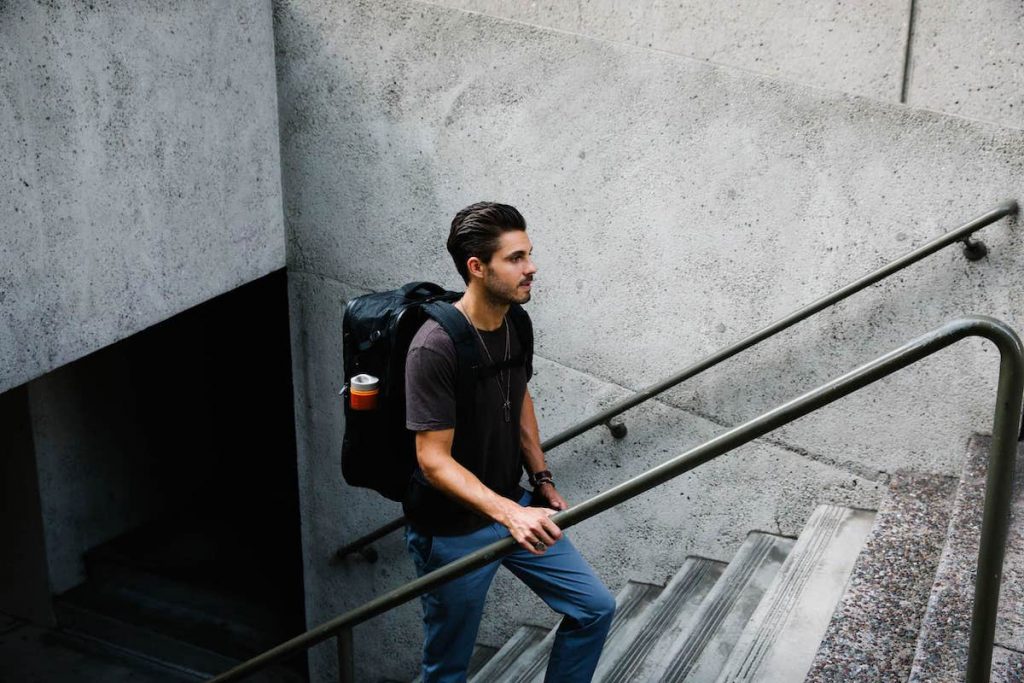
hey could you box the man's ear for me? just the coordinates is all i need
[466,256,486,280]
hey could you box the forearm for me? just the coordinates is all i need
[417,438,519,525]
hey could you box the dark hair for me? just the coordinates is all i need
[447,202,527,283]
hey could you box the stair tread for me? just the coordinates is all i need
[508,579,665,683]
[55,601,304,683]
[469,625,548,682]
[909,436,1024,682]
[0,620,196,683]
[411,643,496,683]
[713,504,876,683]
[594,558,724,683]
[620,532,794,682]
[804,472,957,683]
[56,600,239,678]
[58,571,288,660]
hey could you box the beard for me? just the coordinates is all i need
[483,271,532,305]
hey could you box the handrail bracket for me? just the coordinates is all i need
[963,236,989,261]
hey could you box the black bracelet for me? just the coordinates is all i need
[529,469,553,487]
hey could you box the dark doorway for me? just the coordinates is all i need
[49,269,307,679]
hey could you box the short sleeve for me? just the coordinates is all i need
[405,327,457,431]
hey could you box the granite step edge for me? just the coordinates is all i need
[804,471,958,683]
[909,436,1024,683]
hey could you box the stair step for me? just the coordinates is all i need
[58,569,287,661]
[909,436,1024,682]
[410,643,497,683]
[647,532,793,682]
[594,558,724,682]
[612,533,791,682]
[713,504,876,682]
[469,625,548,682]
[1,620,198,683]
[805,472,957,682]
[56,600,236,679]
[506,579,665,683]
[56,601,303,683]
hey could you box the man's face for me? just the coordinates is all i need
[479,230,536,305]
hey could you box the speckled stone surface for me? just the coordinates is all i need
[908,436,1024,682]
[992,646,1024,683]
[803,471,957,683]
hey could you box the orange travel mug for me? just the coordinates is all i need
[349,374,380,410]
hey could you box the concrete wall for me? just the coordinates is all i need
[427,0,911,100]
[427,0,1024,131]
[0,0,286,395]
[276,1,1024,679]
[908,0,1024,130]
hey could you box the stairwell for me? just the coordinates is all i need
[51,511,307,682]
[5,0,1024,681]
[397,437,1024,682]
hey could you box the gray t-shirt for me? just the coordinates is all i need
[404,315,531,535]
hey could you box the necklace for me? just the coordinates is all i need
[455,302,512,423]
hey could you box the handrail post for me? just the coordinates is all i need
[965,338,1024,683]
[337,628,354,683]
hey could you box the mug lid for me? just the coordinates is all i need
[351,374,379,389]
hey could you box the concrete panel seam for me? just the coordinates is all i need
[900,0,918,104]
[406,0,883,108]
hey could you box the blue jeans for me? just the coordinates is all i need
[405,491,615,683]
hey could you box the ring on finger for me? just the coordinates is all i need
[533,541,546,551]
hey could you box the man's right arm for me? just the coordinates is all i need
[415,429,562,555]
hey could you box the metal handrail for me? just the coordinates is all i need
[214,316,1024,683]
[335,201,1018,561]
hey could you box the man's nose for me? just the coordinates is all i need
[524,257,538,275]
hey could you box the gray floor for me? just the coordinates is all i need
[0,613,186,683]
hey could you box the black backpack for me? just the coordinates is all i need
[340,281,534,501]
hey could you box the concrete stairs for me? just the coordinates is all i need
[53,521,306,682]
[414,436,1024,682]
[408,504,870,682]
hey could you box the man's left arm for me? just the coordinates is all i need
[521,388,569,510]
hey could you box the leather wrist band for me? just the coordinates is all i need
[528,469,553,487]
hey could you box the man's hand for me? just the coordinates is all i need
[500,500,563,555]
[533,482,568,511]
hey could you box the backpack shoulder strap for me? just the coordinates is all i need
[421,301,480,401]
[421,300,478,366]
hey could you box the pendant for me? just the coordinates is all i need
[503,400,511,423]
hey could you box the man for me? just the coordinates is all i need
[404,202,616,682]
